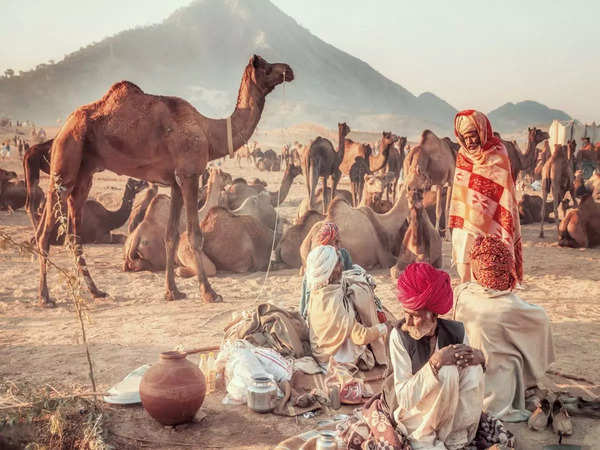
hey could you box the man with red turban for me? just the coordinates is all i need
[454,235,554,424]
[449,110,523,284]
[387,262,485,449]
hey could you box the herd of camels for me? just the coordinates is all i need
[1,55,598,307]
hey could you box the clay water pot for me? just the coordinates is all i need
[139,351,206,425]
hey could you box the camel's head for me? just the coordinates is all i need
[364,174,385,202]
[396,136,408,150]
[248,55,294,95]
[382,131,396,146]
[338,122,351,137]
[528,127,549,145]
[286,162,302,179]
[408,188,424,210]
[0,168,17,182]
[207,168,230,192]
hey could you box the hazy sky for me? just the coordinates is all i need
[2,0,599,121]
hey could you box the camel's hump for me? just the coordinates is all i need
[101,81,144,100]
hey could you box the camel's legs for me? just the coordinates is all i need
[330,171,340,211]
[179,173,222,303]
[36,187,60,306]
[67,169,106,298]
[164,184,184,301]
[321,176,328,215]
[552,186,563,237]
[435,186,443,233]
[539,180,549,238]
[444,184,453,239]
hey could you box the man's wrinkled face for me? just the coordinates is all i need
[461,130,481,152]
[401,308,437,340]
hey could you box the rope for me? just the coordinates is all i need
[253,70,287,303]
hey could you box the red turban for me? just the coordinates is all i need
[396,263,453,315]
[318,222,339,245]
[470,234,517,291]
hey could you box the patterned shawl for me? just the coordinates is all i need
[449,110,523,282]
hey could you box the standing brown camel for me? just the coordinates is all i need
[23,139,53,227]
[403,130,455,235]
[35,55,293,306]
[305,122,350,214]
[384,136,407,202]
[539,144,576,239]
[496,128,549,182]
[349,156,369,206]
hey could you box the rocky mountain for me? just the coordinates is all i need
[0,0,457,137]
[0,0,573,138]
[488,101,571,134]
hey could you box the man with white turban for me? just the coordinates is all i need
[305,245,388,366]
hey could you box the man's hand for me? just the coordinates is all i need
[430,345,485,370]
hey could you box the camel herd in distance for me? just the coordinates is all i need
[0,55,598,307]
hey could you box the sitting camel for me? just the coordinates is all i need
[189,206,274,273]
[390,189,442,279]
[229,190,281,232]
[558,187,600,248]
[305,123,349,214]
[50,178,147,244]
[124,168,227,272]
[519,194,554,225]
[540,144,576,239]
[0,173,45,213]
[296,186,353,221]
[276,210,324,268]
[300,183,410,270]
[222,163,301,210]
[403,129,455,235]
[359,174,390,213]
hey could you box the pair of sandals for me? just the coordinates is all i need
[528,392,573,438]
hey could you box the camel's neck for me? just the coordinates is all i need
[523,138,538,169]
[338,130,346,163]
[107,184,137,230]
[209,70,266,161]
[199,178,223,220]
[370,141,391,172]
[270,168,296,206]
[379,185,410,236]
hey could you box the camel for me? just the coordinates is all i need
[256,149,281,171]
[585,169,600,199]
[390,189,442,279]
[540,144,576,239]
[1,175,45,213]
[383,136,407,202]
[349,156,369,206]
[359,174,389,213]
[300,183,410,270]
[518,194,554,225]
[128,184,159,233]
[124,168,228,272]
[296,186,353,221]
[442,137,460,157]
[195,207,274,273]
[230,190,280,231]
[496,128,549,182]
[281,144,291,169]
[403,129,455,235]
[222,162,301,210]
[558,187,600,248]
[276,210,324,268]
[236,143,252,167]
[45,178,148,244]
[23,139,53,227]
[338,131,396,176]
[305,122,350,214]
[35,54,293,306]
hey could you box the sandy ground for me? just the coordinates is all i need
[0,135,599,449]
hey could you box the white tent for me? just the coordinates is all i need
[548,120,600,151]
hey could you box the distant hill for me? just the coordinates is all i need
[0,0,458,138]
[488,101,571,134]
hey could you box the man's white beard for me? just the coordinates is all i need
[402,319,437,340]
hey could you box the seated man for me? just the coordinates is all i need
[454,235,554,422]
[389,262,485,450]
[299,222,352,319]
[305,245,387,367]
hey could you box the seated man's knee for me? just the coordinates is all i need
[438,365,460,386]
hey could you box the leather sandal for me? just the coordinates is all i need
[528,397,551,431]
[551,398,573,437]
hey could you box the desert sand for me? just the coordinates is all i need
[0,128,599,449]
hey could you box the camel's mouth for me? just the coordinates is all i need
[281,67,294,83]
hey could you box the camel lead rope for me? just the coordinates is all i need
[226,116,234,158]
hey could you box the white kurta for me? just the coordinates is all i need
[454,282,555,422]
[389,328,484,450]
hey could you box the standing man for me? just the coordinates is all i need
[449,110,522,283]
